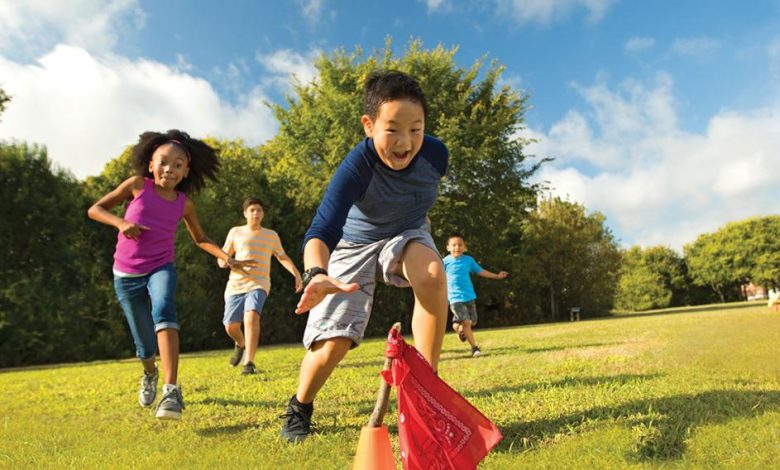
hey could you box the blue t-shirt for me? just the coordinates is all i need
[443,254,483,304]
[304,135,448,251]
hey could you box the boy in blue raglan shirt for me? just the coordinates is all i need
[280,71,449,443]
[443,232,508,357]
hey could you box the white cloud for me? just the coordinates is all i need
[0,45,278,179]
[0,0,144,59]
[523,75,780,251]
[495,0,618,25]
[671,36,720,59]
[624,36,655,53]
[425,0,452,13]
[256,48,320,93]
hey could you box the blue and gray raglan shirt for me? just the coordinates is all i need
[303,135,448,252]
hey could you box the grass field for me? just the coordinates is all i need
[2,302,780,469]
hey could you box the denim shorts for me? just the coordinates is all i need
[302,228,439,350]
[113,263,178,360]
[223,288,268,325]
[450,300,478,326]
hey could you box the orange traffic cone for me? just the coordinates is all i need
[353,424,396,470]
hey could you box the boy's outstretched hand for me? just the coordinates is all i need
[498,271,509,279]
[295,275,359,314]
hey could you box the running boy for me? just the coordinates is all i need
[280,71,449,443]
[219,197,302,375]
[443,232,509,357]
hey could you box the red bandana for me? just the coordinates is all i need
[380,328,503,469]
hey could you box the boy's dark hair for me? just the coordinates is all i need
[448,232,465,242]
[131,129,219,195]
[364,70,428,120]
[243,197,264,211]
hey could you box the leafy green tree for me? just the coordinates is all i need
[262,38,543,331]
[615,246,690,311]
[0,87,9,119]
[523,196,622,320]
[685,216,780,302]
[0,143,110,366]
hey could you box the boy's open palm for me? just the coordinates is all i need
[295,276,359,314]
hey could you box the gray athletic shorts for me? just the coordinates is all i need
[302,228,439,350]
[450,300,477,326]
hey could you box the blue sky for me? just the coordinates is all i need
[1,0,779,250]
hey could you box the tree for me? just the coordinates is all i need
[685,216,780,302]
[523,196,621,320]
[614,246,688,311]
[262,38,543,331]
[0,86,9,119]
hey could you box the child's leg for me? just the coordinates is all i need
[224,322,245,347]
[148,264,180,385]
[296,337,352,403]
[113,276,158,367]
[243,310,260,364]
[157,329,179,384]
[401,242,448,371]
[460,320,477,347]
[243,289,268,365]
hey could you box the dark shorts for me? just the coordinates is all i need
[450,300,477,326]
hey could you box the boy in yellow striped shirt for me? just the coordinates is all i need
[218,197,302,374]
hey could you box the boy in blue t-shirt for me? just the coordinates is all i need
[443,232,508,357]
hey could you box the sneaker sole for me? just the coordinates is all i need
[472,351,481,357]
[156,409,182,420]
[139,398,156,407]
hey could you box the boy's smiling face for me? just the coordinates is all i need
[361,98,425,171]
[447,236,466,257]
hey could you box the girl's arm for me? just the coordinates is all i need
[87,176,149,239]
[275,252,303,293]
[182,199,253,271]
[217,228,235,268]
[477,269,509,280]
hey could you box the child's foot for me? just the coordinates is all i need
[471,346,481,358]
[241,362,257,375]
[139,366,158,407]
[155,384,185,420]
[280,395,313,443]
[229,344,245,367]
[458,331,466,342]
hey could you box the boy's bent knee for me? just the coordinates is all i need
[311,337,352,358]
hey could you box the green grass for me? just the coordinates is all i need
[3,302,780,469]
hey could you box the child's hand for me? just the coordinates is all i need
[294,276,303,293]
[294,275,359,314]
[118,220,150,240]
[498,271,509,279]
[228,258,257,272]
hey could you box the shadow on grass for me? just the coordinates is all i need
[440,341,626,359]
[463,373,661,400]
[192,396,277,408]
[496,388,780,461]
[195,422,260,437]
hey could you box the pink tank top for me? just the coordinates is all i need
[113,178,187,274]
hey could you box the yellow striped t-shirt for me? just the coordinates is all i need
[223,226,285,297]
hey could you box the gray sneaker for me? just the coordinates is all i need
[139,366,158,407]
[155,385,185,420]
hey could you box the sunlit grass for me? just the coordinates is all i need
[2,302,779,469]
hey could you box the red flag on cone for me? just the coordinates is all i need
[380,327,503,469]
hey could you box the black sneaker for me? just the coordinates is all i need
[471,346,481,358]
[229,344,245,367]
[280,396,313,443]
[458,331,466,342]
[241,362,257,375]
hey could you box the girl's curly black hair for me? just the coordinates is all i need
[130,129,219,195]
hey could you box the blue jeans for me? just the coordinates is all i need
[113,263,178,360]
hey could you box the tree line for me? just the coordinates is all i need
[1,41,777,367]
